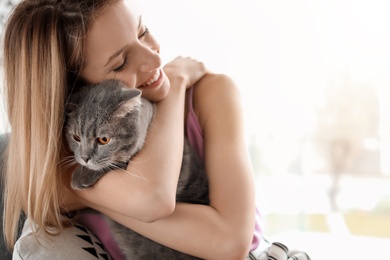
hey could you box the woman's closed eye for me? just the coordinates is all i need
[112,26,149,73]
[139,26,149,39]
[113,57,127,72]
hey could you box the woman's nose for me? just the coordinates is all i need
[138,41,161,72]
[139,53,161,72]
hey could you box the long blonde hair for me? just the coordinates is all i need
[2,0,118,250]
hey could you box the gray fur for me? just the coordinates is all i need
[65,79,209,259]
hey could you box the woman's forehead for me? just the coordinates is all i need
[81,1,140,74]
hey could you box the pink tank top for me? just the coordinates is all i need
[185,87,262,251]
[78,86,262,258]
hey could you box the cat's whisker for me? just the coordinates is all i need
[105,162,144,179]
[110,165,148,183]
[121,151,150,165]
[59,156,78,170]
[136,137,149,148]
[111,161,129,169]
[127,167,148,182]
[61,155,76,163]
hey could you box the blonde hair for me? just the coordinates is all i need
[2,0,118,250]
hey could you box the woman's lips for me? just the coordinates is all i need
[138,68,163,90]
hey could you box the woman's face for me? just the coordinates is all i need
[80,0,169,102]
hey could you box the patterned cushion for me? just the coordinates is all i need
[13,219,111,260]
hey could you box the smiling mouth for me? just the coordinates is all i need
[141,69,161,87]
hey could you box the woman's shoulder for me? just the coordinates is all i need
[194,73,238,94]
[193,72,241,105]
[192,72,242,128]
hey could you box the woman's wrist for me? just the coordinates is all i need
[163,56,208,90]
[158,75,187,105]
[169,75,187,90]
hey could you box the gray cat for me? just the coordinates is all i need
[65,79,209,259]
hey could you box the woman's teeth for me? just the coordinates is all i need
[143,70,160,86]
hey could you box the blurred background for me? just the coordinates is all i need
[1,0,390,258]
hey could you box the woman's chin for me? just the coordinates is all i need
[155,81,170,101]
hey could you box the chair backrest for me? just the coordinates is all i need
[0,133,9,162]
[0,133,13,259]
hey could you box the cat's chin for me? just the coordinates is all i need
[77,161,101,171]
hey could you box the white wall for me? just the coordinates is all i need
[1,0,390,138]
[139,0,390,134]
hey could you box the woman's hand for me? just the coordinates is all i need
[163,56,208,88]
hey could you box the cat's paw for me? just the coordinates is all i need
[70,179,91,190]
[71,166,105,190]
[71,167,94,190]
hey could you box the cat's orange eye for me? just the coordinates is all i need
[73,135,81,142]
[97,137,111,145]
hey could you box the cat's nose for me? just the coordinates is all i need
[82,156,91,163]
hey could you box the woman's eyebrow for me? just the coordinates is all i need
[104,16,143,68]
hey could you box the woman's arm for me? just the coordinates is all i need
[91,74,256,259]
[77,79,186,221]
[61,57,207,222]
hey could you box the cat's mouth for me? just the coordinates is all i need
[79,159,129,171]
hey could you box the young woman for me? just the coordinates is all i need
[3,0,260,259]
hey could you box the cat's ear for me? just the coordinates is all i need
[66,102,78,114]
[65,92,81,114]
[113,89,142,118]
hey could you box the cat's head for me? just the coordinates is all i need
[65,80,145,170]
